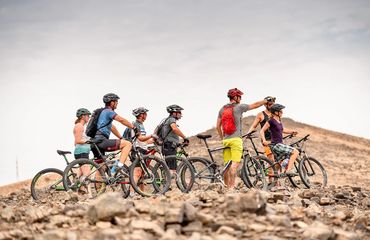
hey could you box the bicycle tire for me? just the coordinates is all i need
[164,155,195,193]
[299,157,328,189]
[287,160,305,188]
[130,155,171,197]
[31,168,65,201]
[182,157,215,190]
[241,156,267,190]
[63,158,107,198]
[114,164,131,198]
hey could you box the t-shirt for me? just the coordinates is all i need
[218,103,249,139]
[162,116,179,144]
[268,117,283,144]
[122,120,147,148]
[96,108,117,138]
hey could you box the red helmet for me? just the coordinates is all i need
[227,88,244,98]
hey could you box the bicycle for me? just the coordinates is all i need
[243,133,327,189]
[63,139,131,199]
[177,134,265,190]
[30,150,74,201]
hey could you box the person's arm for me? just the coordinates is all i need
[248,99,268,111]
[260,121,270,146]
[74,123,86,144]
[114,114,135,129]
[247,113,262,134]
[111,124,122,139]
[283,128,298,135]
[138,134,152,142]
[170,123,187,139]
[216,117,223,139]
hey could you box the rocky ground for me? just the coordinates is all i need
[0,184,369,240]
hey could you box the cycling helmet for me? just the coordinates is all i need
[166,104,184,113]
[264,96,276,102]
[227,88,244,98]
[270,104,285,114]
[103,93,120,103]
[132,107,149,117]
[76,108,91,117]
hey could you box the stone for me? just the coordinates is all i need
[334,229,360,240]
[87,192,132,224]
[165,207,184,224]
[302,221,334,240]
[96,221,112,228]
[216,226,235,235]
[25,207,50,223]
[166,224,182,235]
[319,197,332,205]
[214,233,238,240]
[225,191,266,215]
[299,189,319,199]
[195,212,214,225]
[183,202,197,222]
[160,229,178,240]
[41,230,67,240]
[0,207,14,221]
[131,219,164,236]
[96,229,123,240]
[134,200,151,213]
[182,221,203,234]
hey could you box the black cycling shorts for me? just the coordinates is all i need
[163,142,177,170]
[74,153,89,159]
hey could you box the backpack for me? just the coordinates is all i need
[221,104,237,135]
[85,108,113,138]
[122,124,134,141]
[153,117,172,145]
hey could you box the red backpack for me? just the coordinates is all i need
[221,104,237,135]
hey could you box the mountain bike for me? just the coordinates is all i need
[63,140,130,199]
[31,150,73,201]
[177,134,265,190]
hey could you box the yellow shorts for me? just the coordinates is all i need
[222,137,243,165]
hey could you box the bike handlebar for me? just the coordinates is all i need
[242,130,258,139]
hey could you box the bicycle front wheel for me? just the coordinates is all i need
[184,157,215,190]
[63,158,107,199]
[299,157,328,189]
[130,155,171,197]
[31,168,65,201]
[241,156,267,190]
[164,155,195,193]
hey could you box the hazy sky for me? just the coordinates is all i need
[1,0,369,186]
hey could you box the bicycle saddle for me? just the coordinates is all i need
[196,134,212,139]
[57,150,71,155]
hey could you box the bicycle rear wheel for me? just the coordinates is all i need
[164,155,195,193]
[31,168,65,201]
[253,155,279,190]
[113,165,131,198]
[182,157,215,190]
[241,156,267,190]
[299,157,328,189]
[63,158,107,198]
[130,155,171,197]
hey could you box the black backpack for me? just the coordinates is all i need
[85,108,113,138]
[153,117,172,145]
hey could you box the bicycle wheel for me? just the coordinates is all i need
[31,168,65,201]
[165,155,195,193]
[63,158,107,198]
[241,156,267,190]
[287,160,305,188]
[251,155,278,190]
[299,157,328,189]
[130,155,171,197]
[113,165,131,198]
[183,157,215,190]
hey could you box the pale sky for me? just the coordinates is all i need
[0,0,369,186]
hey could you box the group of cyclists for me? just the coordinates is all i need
[73,88,299,191]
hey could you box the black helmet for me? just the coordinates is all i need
[132,107,149,117]
[264,96,276,102]
[166,104,184,113]
[270,104,285,114]
[103,93,120,104]
[76,108,91,117]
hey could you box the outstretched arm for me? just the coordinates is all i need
[111,124,122,139]
[114,114,134,129]
[248,99,268,111]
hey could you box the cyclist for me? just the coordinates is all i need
[122,107,154,190]
[160,104,189,175]
[260,104,299,175]
[93,93,137,168]
[216,88,272,188]
[73,108,91,159]
[247,96,276,161]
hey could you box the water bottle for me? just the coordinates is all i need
[282,158,289,170]
[111,160,120,175]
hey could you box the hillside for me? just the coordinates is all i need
[0,117,369,239]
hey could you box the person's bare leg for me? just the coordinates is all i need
[119,140,132,164]
[286,149,299,171]
[223,167,230,187]
[133,167,143,192]
[228,162,240,188]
